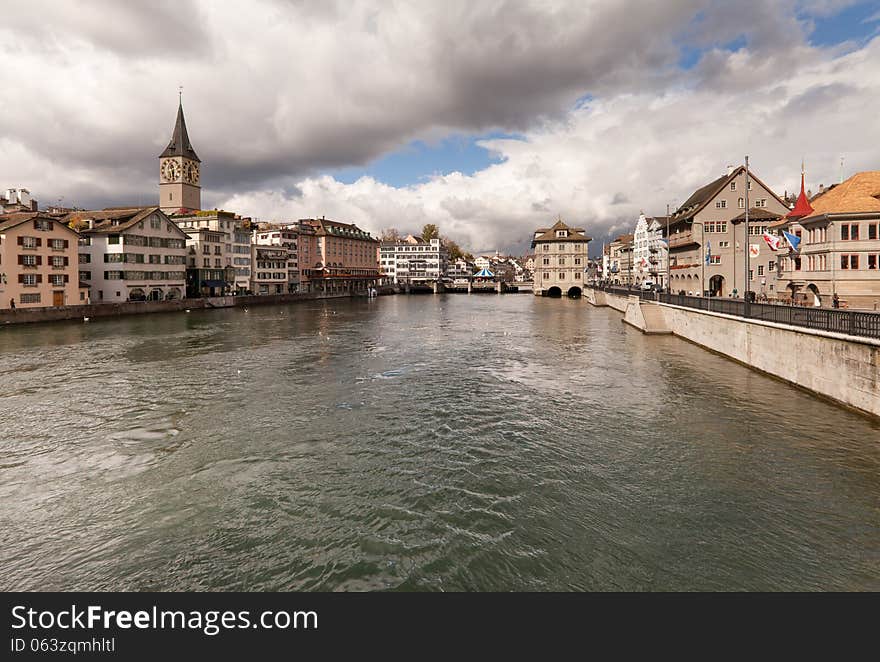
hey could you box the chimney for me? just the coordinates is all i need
[726,164,734,176]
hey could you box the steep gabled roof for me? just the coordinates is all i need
[531,219,590,243]
[670,165,788,223]
[160,102,200,162]
[65,207,184,236]
[0,212,80,235]
[802,171,880,219]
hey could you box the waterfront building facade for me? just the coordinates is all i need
[69,207,188,302]
[665,165,789,298]
[0,212,84,309]
[302,217,380,294]
[607,234,634,285]
[175,211,253,294]
[250,245,289,295]
[632,214,668,288]
[777,171,880,309]
[255,225,300,293]
[531,218,591,296]
[379,235,448,285]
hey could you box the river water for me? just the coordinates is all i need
[1,294,878,591]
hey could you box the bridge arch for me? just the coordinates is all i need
[567,286,582,298]
[546,286,562,297]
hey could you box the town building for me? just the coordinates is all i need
[607,234,634,285]
[632,213,668,288]
[446,257,473,280]
[777,171,880,309]
[379,234,448,285]
[254,225,300,293]
[159,100,201,214]
[250,245,289,295]
[68,207,188,302]
[665,165,789,297]
[531,218,591,296]
[175,211,253,295]
[1,188,38,214]
[301,217,380,295]
[0,212,85,309]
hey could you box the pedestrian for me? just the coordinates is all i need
[832,293,840,309]
[9,298,15,310]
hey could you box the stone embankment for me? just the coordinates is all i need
[587,287,880,419]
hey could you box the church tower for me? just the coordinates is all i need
[159,97,201,213]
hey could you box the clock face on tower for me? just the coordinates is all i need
[160,159,181,182]
[183,162,200,184]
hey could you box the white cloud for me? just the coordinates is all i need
[221,35,880,254]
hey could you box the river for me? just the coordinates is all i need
[1,294,878,591]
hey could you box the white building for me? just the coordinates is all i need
[255,225,300,292]
[70,207,188,302]
[632,213,668,288]
[1,188,37,213]
[379,235,448,285]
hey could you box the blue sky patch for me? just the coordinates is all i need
[329,131,525,188]
[803,1,880,48]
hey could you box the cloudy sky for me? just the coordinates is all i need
[2,0,879,255]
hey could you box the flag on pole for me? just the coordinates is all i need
[748,244,760,259]
[782,230,801,253]
[705,240,711,265]
[762,231,781,251]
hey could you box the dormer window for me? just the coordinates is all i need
[556,230,568,238]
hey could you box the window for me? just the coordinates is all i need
[151,218,161,229]
[80,270,90,281]
[22,236,37,249]
[543,258,550,265]
[542,244,549,252]
[149,255,162,264]
[556,230,568,237]
[730,181,736,191]
[21,274,38,286]
[52,256,65,267]
[557,244,565,251]
[574,272,581,279]
[794,257,801,271]
[558,257,566,266]
[757,265,764,276]
[715,200,727,209]
[33,219,53,231]
[559,272,566,279]
[841,223,859,240]
[709,255,720,265]
[574,257,582,265]
[50,275,66,286]
[749,269,754,281]
[868,254,878,270]
[108,235,120,245]
[21,254,37,266]
[768,261,776,272]
[543,272,550,279]
[738,198,744,209]
[50,238,67,250]
[718,241,730,248]
[840,254,859,269]
[754,199,767,208]
[705,222,727,233]
[20,293,41,304]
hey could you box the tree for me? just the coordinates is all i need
[443,238,464,261]
[421,223,440,242]
[381,227,401,241]
[463,252,475,262]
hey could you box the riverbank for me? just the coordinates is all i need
[0,291,357,327]
[587,286,880,420]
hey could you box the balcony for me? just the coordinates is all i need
[668,231,699,249]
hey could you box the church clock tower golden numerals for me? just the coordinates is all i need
[161,159,181,182]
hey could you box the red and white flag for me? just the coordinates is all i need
[762,232,781,251]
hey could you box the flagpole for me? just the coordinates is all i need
[665,203,670,293]
[744,155,750,315]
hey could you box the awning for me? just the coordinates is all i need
[473,268,494,277]
[201,280,227,287]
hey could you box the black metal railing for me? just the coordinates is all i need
[590,285,880,340]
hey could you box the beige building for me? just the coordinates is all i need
[777,171,880,309]
[69,207,188,302]
[531,218,591,296]
[607,234,634,285]
[666,165,789,298]
[175,211,253,294]
[254,226,300,293]
[0,212,86,309]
